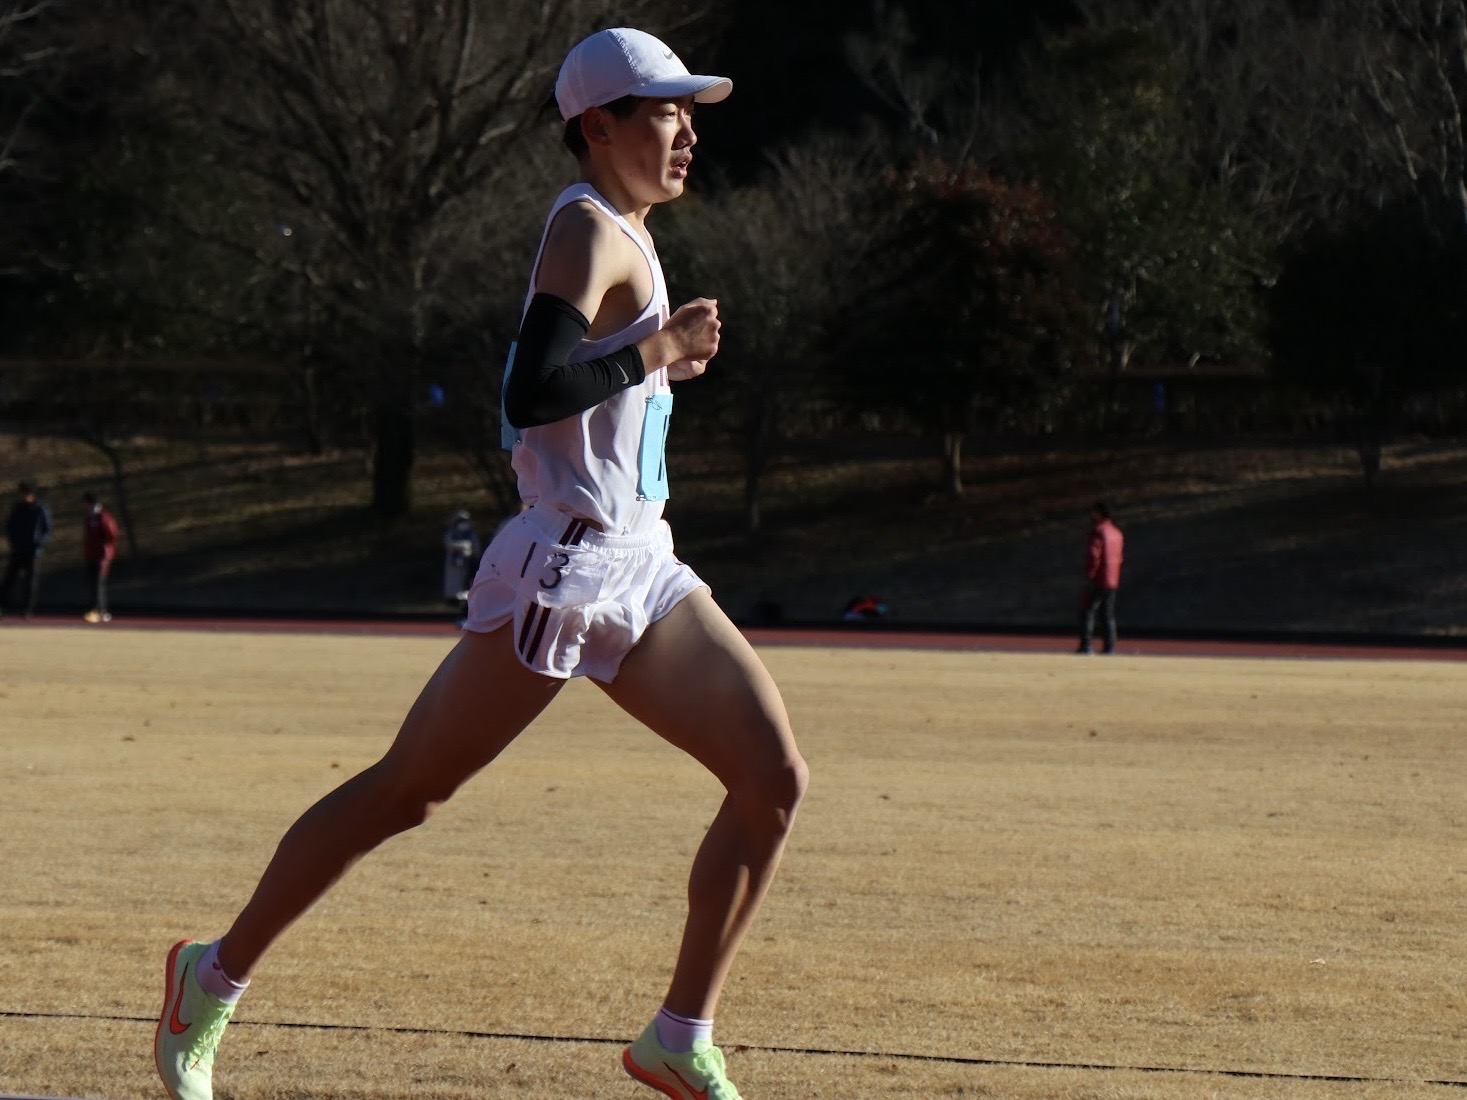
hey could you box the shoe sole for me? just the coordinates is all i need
[622,1047,684,1099]
[154,939,193,1100]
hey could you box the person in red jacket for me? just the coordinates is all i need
[1078,500,1124,654]
[82,491,120,623]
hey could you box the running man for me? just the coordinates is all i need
[155,27,806,1100]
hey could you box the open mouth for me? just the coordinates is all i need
[670,154,692,178]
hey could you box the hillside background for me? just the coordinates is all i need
[7,431,1464,640]
[2,0,1465,645]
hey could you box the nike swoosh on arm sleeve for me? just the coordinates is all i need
[503,292,647,429]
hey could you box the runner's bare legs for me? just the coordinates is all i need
[215,625,564,980]
[598,587,808,1020]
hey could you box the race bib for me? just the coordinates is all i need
[637,393,673,500]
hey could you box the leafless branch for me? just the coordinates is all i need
[0,0,59,179]
[844,0,946,149]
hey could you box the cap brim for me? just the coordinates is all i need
[631,75,732,104]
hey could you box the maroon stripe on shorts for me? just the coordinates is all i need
[523,604,552,663]
[517,602,542,655]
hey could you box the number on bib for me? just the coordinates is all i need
[637,393,673,501]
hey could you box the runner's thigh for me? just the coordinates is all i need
[596,588,798,787]
[376,624,565,798]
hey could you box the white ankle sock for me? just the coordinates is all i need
[654,1006,713,1053]
[196,940,249,1003]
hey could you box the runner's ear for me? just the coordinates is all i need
[582,108,612,147]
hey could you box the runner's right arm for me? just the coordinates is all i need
[504,202,719,429]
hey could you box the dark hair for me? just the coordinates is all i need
[561,94,642,157]
[17,480,35,495]
[1093,500,1111,519]
[83,491,98,505]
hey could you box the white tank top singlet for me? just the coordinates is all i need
[504,183,673,537]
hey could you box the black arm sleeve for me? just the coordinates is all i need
[502,292,647,429]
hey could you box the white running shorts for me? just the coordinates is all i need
[462,506,707,681]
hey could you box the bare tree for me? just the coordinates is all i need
[0,0,55,181]
[0,0,60,280]
[1359,0,1467,232]
[1071,0,1467,240]
[1066,0,1342,240]
[157,0,702,519]
[665,137,887,533]
[843,0,991,165]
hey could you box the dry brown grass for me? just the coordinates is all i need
[0,625,1464,1098]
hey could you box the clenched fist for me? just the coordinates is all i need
[663,297,720,365]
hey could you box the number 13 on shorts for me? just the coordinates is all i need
[637,393,672,501]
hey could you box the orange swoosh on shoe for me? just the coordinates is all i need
[666,1064,708,1100]
[168,960,192,1035]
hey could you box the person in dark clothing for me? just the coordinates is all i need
[82,491,120,623]
[1078,500,1125,654]
[2,481,52,619]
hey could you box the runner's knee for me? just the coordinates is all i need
[356,765,457,836]
[733,751,808,836]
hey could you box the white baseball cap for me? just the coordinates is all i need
[555,28,732,121]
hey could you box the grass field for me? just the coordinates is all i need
[1,625,1464,1098]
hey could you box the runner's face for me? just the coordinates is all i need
[604,96,697,205]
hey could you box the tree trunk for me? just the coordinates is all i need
[942,431,965,494]
[743,389,777,536]
[743,429,768,536]
[743,469,762,536]
[371,400,415,519]
[1354,368,1388,488]
[299,362,323,456]
[370,253,425,521]
[1355,412,1383,488]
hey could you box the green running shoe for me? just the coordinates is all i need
[623,1020,743,1099]
[154,940,237,1100]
